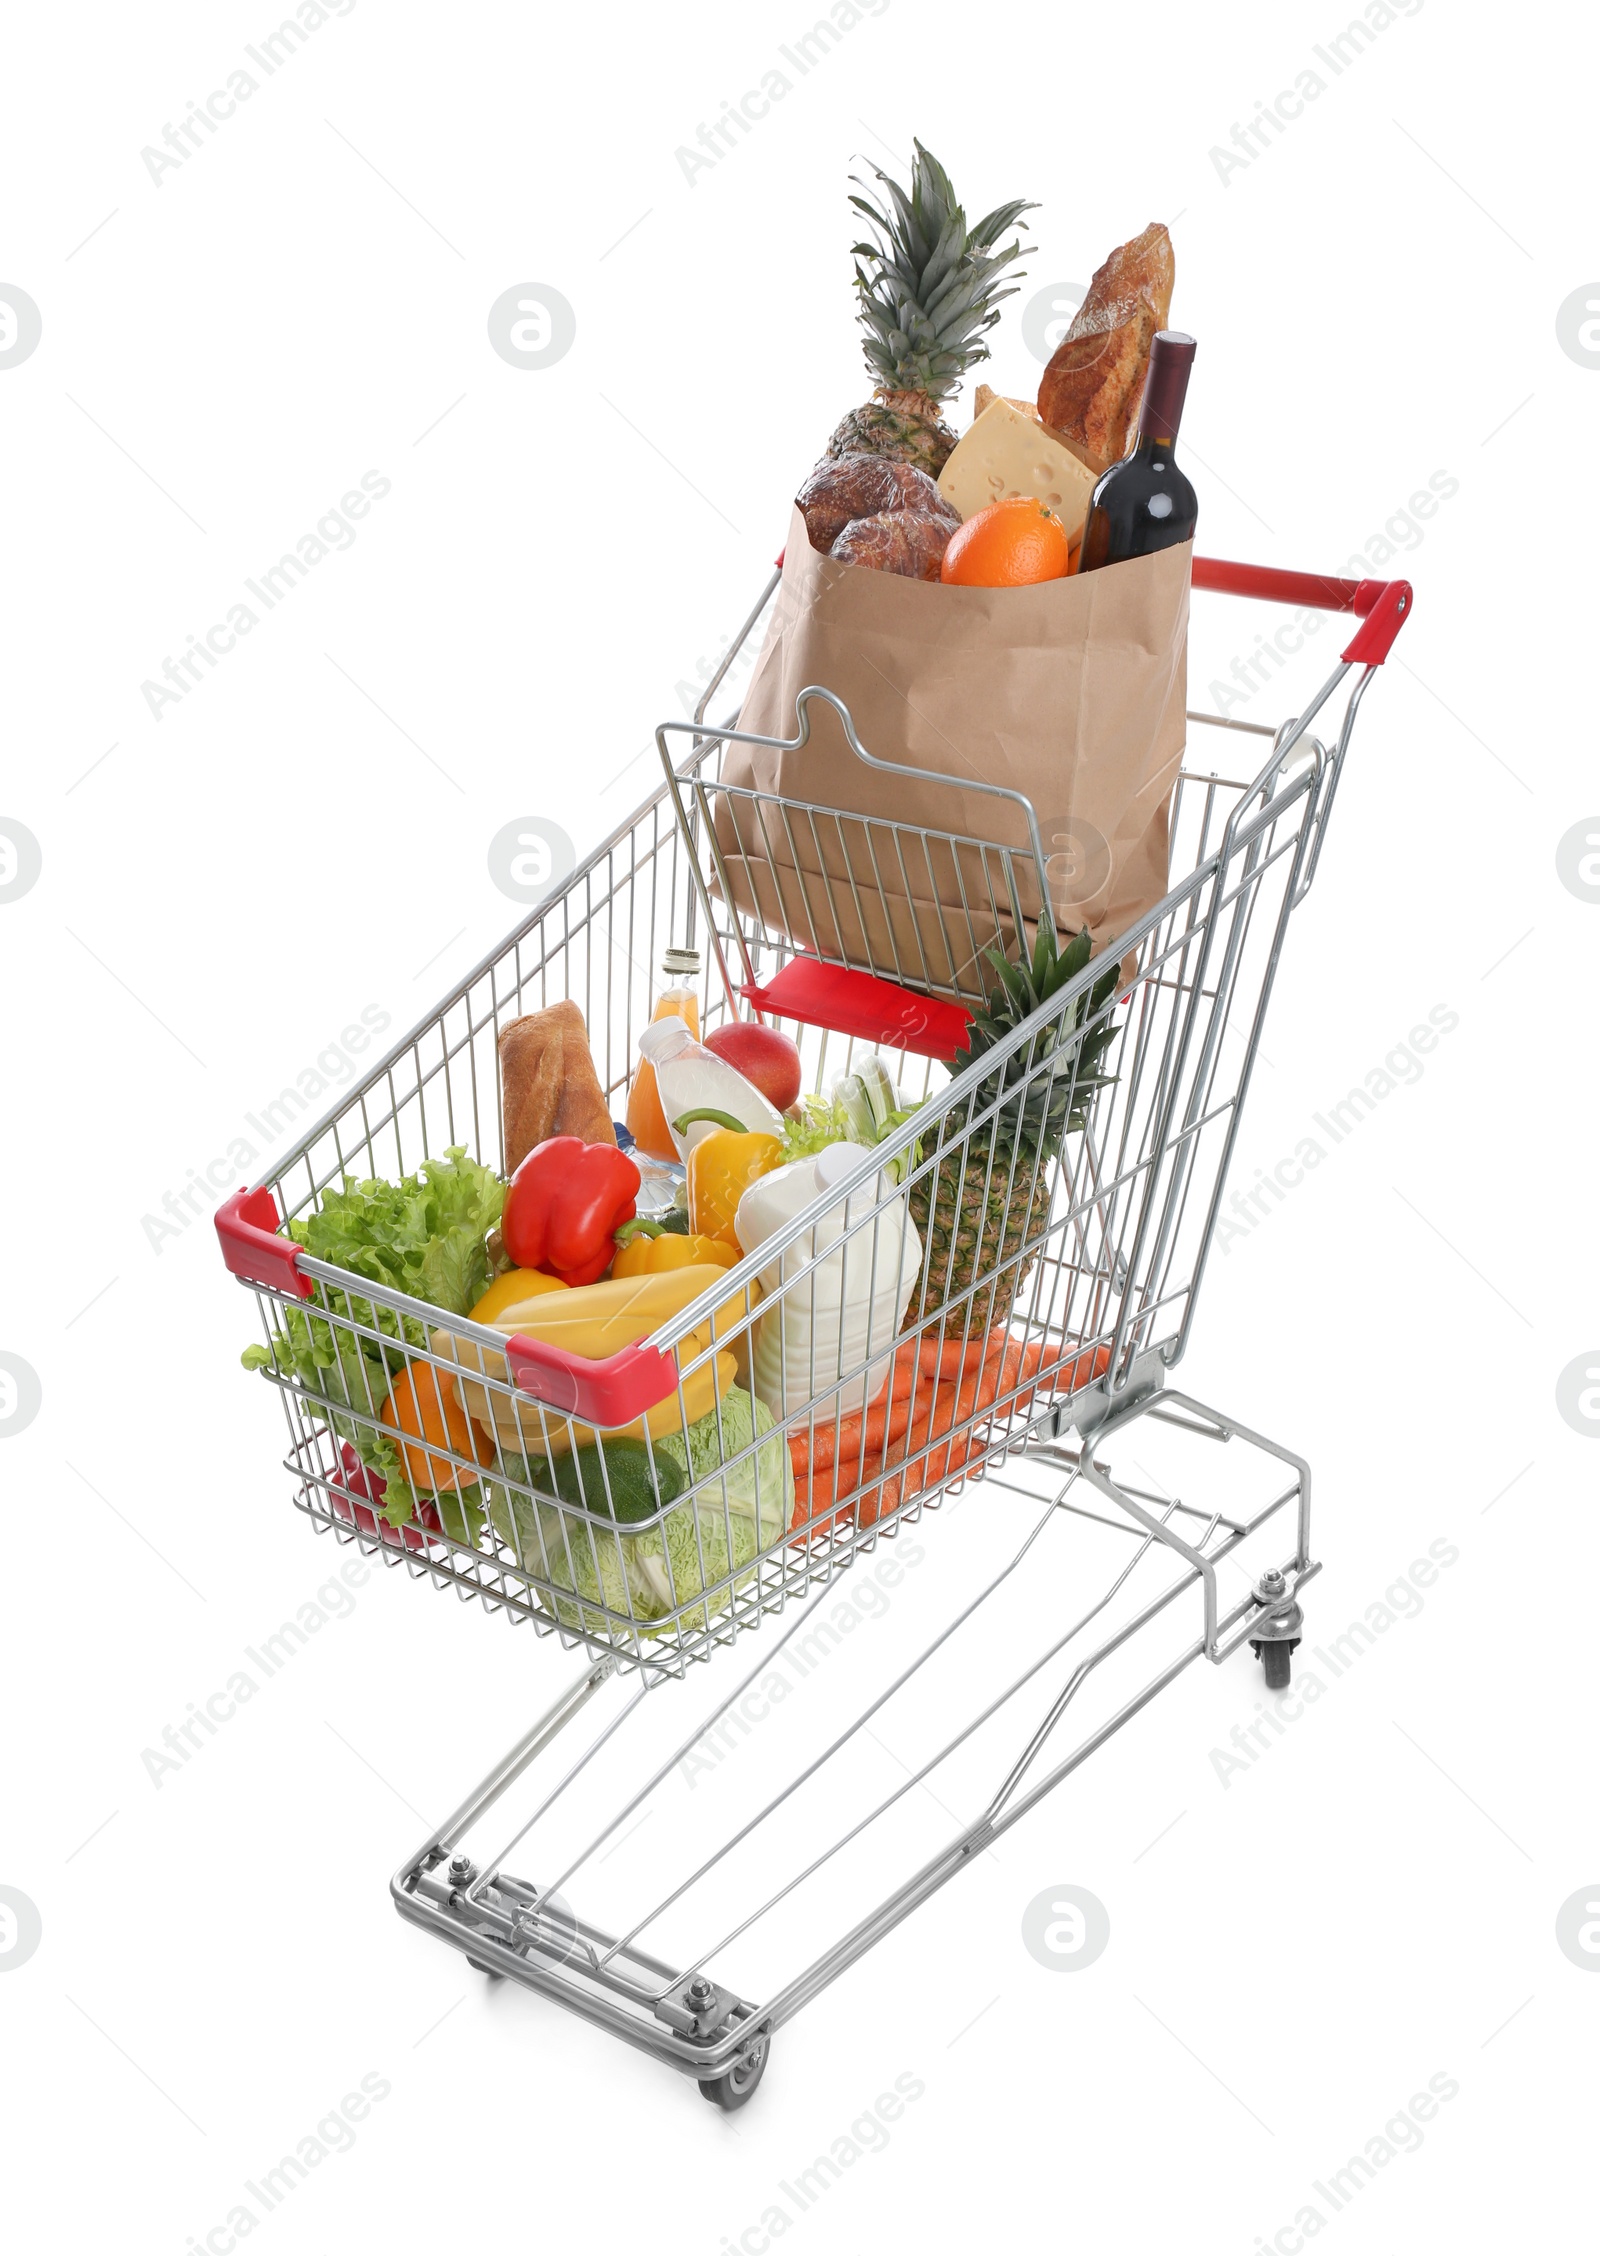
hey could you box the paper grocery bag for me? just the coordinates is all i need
[712,507,1189,997]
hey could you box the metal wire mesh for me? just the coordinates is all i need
[235,654,1339,1679]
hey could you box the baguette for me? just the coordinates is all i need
[1037,224,1175,468]
[497,999,616,1173]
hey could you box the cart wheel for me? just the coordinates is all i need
[698,2036,769,2111]
[1251,1637,1298,1692]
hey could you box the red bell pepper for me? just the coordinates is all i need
[501,1137,640,1288]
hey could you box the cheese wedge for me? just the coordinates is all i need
[938,397,1098,535]
[971,385,1035,422]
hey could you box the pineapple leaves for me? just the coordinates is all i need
[846,140,1036,404]
[946,924,1123,1164]
[988,948,1033,1020]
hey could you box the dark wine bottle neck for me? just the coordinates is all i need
[1137,331,1196,448]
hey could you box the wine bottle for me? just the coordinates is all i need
[1075,331,1198,574]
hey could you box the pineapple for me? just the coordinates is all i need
[907,924,1122,1333]
[825,141,1035,478]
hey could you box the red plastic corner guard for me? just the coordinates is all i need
[1190,553,1413,665]
[505,1332,680,1425]
[215,1186,314,1300]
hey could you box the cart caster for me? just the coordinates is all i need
[1253,1638,1298,1691]
[449,1856,505,1975]
[698,2036,769,2111]
[1250,1566,1302,1692]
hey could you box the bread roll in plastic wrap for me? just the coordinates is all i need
[797,455,954,552]
[830,507,956,581]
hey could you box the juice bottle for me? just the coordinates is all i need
[626,948,701,1159]
[635,1019,786,1158]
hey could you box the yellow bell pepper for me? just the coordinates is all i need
[468,1267,570,1325]
[686,1126,784,1246]
[612,1228,738,1278]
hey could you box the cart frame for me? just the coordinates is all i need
[218,551,1410,2103]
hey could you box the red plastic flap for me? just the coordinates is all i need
[743,958,973,1063]
[505,1332,681,1426]
[215,1186,313,1300]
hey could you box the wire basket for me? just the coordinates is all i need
[223,661,1341,1680]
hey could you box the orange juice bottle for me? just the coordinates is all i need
[626,948,701,1159]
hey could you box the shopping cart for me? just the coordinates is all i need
[218,552,1410,2105]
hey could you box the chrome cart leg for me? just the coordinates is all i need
[1156,1389,1315,1688]
[391,1656,617,1927]
[1154,1388,1314,1576]
[1074,1452,1228,1660]
[1067,1379,1317,1675]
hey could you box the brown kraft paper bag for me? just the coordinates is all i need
[714,507,1190,997]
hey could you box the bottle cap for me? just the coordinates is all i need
[637,1018,697,1064]
[661,947,701,977]
[1138,332,1196,447]
[815,1139,874,1190]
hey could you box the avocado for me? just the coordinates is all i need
[552,1438,684,1524]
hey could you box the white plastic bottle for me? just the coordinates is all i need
[634,1019,785,1157]
[735,1140,922,1421]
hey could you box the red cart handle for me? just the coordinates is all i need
[1191,555,1413,666]
[215,1186,314,1300]
[504,1332,680,1425]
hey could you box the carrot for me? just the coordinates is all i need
[797,1340,1004,1525]
[1007,1339,1111,1416]
[788,1360,916,1478]
[853,1347,1005,1527]
[793,1327,1010,1476]
[915,1328,994,1380]
[787,1332,1113,1533]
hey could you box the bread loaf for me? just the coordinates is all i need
[1037,224,1174,468]
[498,1000,616,1173]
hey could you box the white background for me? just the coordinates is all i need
[2,1,1595,2248]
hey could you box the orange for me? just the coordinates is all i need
[941,497,1070,587]
[380,1359,496,1491]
